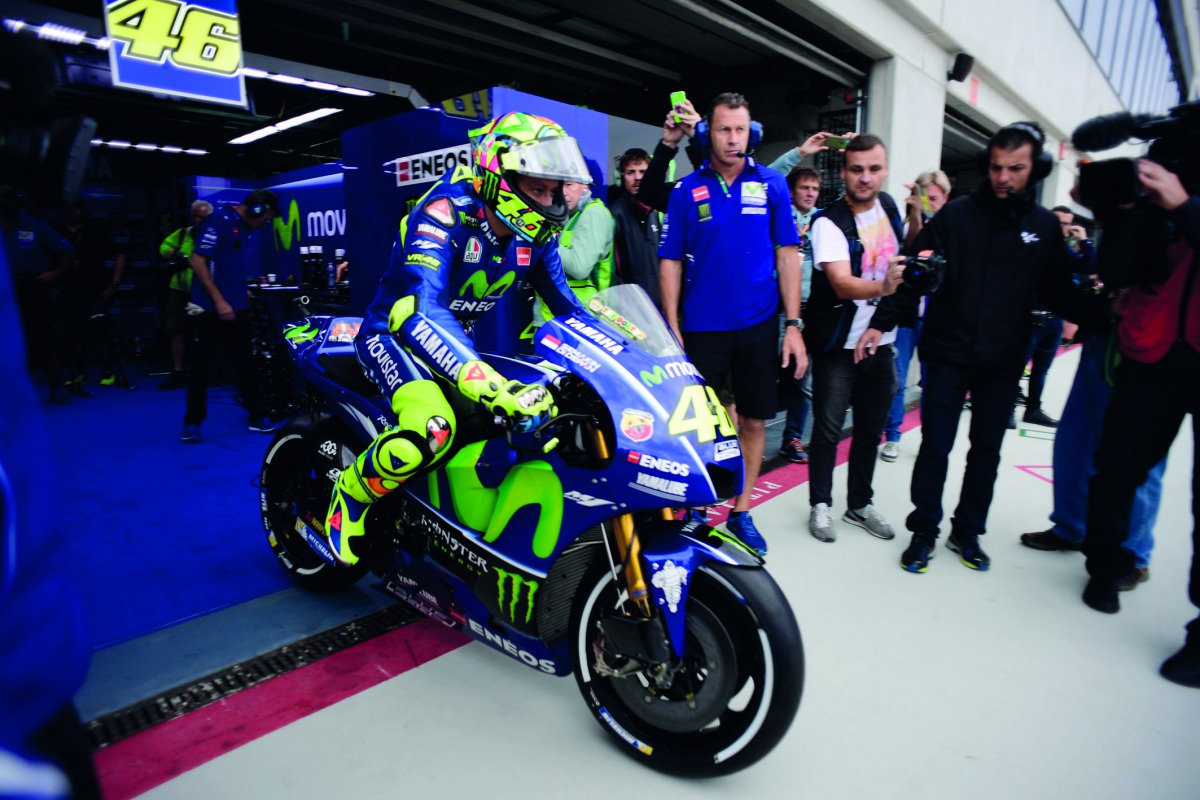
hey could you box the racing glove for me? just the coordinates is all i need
[457,360,556,426]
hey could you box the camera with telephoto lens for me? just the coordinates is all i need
[902,249,945,295]
[1073,100,1200,213]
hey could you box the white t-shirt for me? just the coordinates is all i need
[811,200,899,350]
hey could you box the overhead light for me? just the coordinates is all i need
[228,107,343,145]
[91,139,207,155]
[37,22,86,44]
[267,73,307,85]
[240,67,269,79]
[337,87,374,97]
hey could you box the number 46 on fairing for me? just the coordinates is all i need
[106,0,242,75]
[668,385,736,443]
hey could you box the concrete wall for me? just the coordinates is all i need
[783,0,1148,210]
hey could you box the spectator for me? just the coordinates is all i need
[181,189,280,443]
[775,165,822,464]
[804,133,906,543]
[1021,232,1162,589]
[636,98,704,214]
[881,169,950,462]
[533,178,612,324]
[898,122,1100,574]
[1079,158,1200,689]
[658,92,806,556]
[0,183,74,404]
[55,200,128,391]
[158,199,212,390]
[609,148,665,307]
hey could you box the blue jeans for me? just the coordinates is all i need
[1025,315,1063,411]
[782,369,813,442]
[884,324,920,442]
[1052,335,1162,568]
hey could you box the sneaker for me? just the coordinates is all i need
[1117,567,1150,591]
[901,533,936,573]
[947,531,990,570]
[66,378,93,398]
[1023,408,1059,428]
[879,441,900,462]
[158,370,188,390]
[181,423,201,443]
[727,511,767,556]
[1160,641,1200,689]
[249,417,278,433]
[682,508,708,526]
[809,503,835,543]
[843,504,895,539]
[1020,529,1082,551]
[1082,577,1120,613]
[780,438,808,464]
[99,372,116,387]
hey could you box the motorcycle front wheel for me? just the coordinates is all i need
[570,561,803,776]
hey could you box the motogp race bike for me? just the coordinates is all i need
[259,284,803,775]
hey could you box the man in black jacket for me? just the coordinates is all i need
[899,122,1095,574]
[610,148,664,307]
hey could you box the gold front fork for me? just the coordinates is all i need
[590,425,657,617]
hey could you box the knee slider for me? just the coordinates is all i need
[387,379,457,467]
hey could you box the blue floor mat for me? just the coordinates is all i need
[46,372,292,650]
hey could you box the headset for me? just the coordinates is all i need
[977,121,1053,182]
[692,118,764,156]
[243,188,280,218]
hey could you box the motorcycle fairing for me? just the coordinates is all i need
[637,519,762,658]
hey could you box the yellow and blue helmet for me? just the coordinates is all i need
[469,111,591,246]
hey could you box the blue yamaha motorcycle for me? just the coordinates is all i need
[259,285,803,775]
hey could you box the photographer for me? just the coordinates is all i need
[897,122,1102,574]
[1080,156,1200,689]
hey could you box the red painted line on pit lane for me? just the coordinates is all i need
[1016,465,1055,484]
[699,405,924,527]
[93,619,469,800]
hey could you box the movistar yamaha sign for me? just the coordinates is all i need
[103,0,247,107]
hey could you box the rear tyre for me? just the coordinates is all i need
[260,415,368,591]
[570,560,803,776]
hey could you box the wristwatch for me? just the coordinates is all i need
[785,318,804,331]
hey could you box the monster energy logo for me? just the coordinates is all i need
[495,568,539,624]
[640,361,701,387]
[272,199,303,251]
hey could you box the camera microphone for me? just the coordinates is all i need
[1072,111,1156,153]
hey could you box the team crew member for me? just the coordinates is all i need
[658,92,806,556]
[324,112,590,566]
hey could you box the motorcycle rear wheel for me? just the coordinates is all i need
[260,416,368,591]
[570,561,803,776]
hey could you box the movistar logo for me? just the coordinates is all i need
[461,269,515,299]
[495,568,539,624]
[640,360,701,387]
[273,198,303,252]
[284,323,318,343]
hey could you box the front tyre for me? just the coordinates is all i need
[260,415,369,591]
[570,561,803,776]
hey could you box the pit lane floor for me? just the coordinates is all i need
[80,346,1200,799]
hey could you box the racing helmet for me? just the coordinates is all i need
[469,111,591,246]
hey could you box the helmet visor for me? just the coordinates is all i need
[499,137,592,183]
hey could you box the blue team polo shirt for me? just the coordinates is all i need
[658,157,798,331]
[192,204,266,313]
[2,213,73,279]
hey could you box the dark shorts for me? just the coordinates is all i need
[683,315,780,421]
[163,288,190,336]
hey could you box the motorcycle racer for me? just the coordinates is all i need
[323,111,591,566]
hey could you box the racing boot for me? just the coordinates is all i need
[324,380,455,565]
